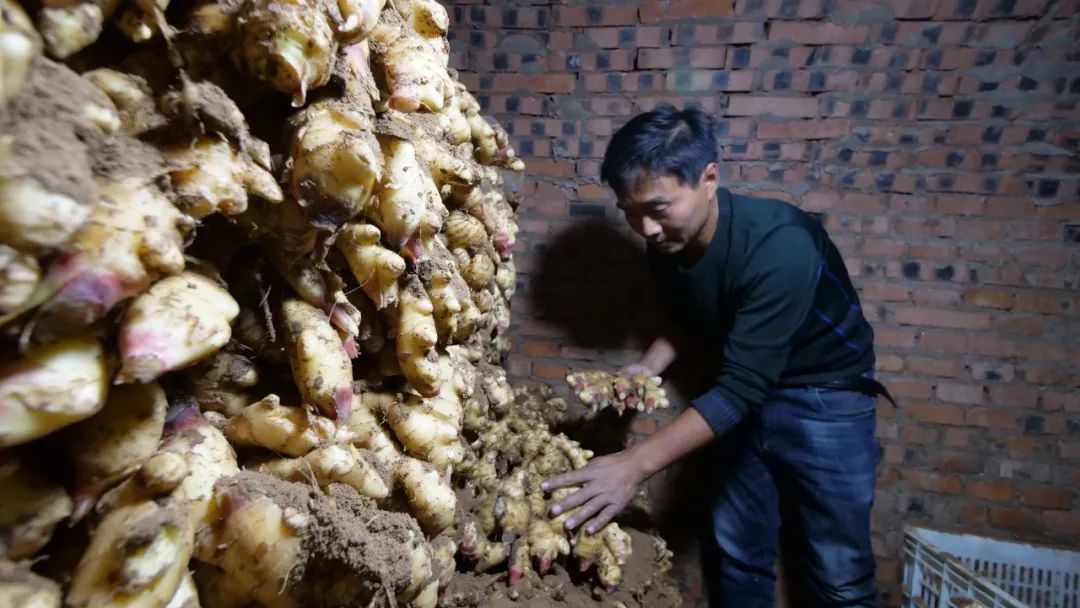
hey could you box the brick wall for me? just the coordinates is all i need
[446,0,1080,605]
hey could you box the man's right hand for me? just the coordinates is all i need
[619,362,656,376]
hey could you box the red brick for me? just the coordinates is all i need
[961,505,988,525]
[1007,436,1050,458]
[987,385,1038,409]
[635,26,664,47]
[589,96,632,117]
[861,281,910,301]
[1043,391,1080,413]
[967,408,1016,429]
[507,358,531,377]
[531,362,567,379]
[584,27,620,48]
[639,0,733,22]
[907,358,962,378]
[636,48,676,69]
[520,341,561,358]
[917,331,968,354]
[756,119,851,140]
[936,383,984,405]
[560,346,600,360]
[1044,511,1080,535]
[891,380,935,399]
[993,315,1044,335]
[934,195,984,216]
[1016,292,1072,314]
[942,429,969,447]
[877,354,905,372]
[556,6,637,26]
[906,403,965,425]
[547,31,573,52]
[968,335,1016,357]
[875,327,917,348]
[524,159,576,179]
[492,73,575,93]
[689,47,727,68]
[912,287,962,307]
[667,70,754,92]
[769,21,869,45]
[1021,486,1073,510]
[961,288,1015,310]
[894,308,991,329]
[906,471,963,496]
[727,96,818,117]
[990,508,1041,531]
[969,480,1016,503]
[577,183,608,200]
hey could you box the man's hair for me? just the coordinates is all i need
[600,104,719,198]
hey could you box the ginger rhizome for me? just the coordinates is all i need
[567,370,671,415]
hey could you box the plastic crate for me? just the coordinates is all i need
[902,526,1080,608]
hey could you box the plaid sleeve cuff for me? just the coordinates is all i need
[690,388,745,439]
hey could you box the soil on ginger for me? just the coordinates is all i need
[1,58,167,186]
[439,528,682,608]
[214,471,423,605]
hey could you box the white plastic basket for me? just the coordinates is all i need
[902,526,1080,608]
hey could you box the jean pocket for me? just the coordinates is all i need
[810,387,877,420]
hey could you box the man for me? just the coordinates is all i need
[541,105,890,607]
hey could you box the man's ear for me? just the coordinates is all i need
[700,162,720,189]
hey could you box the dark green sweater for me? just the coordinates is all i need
[647,188,875,437]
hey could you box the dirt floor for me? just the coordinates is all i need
[439,528,683,607]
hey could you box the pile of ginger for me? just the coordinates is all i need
[0,0,677,605]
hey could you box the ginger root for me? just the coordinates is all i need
[567,370,670,415]
[337,222,405,309]
[36,177,192,336]
[395,276,441,397]
[0,0,40,105]
[370,135,436,250]
[223,395,337,457]
[282,298,354,422]
[34,0,120,59]
[116,272,240,384]
[0,334,108,448]
[287,100,382,231]
[0,453,73,561]
[369,2,452,112]
[66,382,168,523]
[254,443,391,500]
[181,349,260,418]
[165,136,283,220]
[0,558,62,607]
[67,500,195,608]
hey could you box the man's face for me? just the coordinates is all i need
[616,164,718,254]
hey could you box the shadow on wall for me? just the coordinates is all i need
[529,218,659,350]
[527,218,723,591]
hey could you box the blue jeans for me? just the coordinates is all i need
[701,383,880,607]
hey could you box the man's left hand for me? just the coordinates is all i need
[541,451,646,533]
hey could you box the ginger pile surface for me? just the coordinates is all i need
[0,0,678,605]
